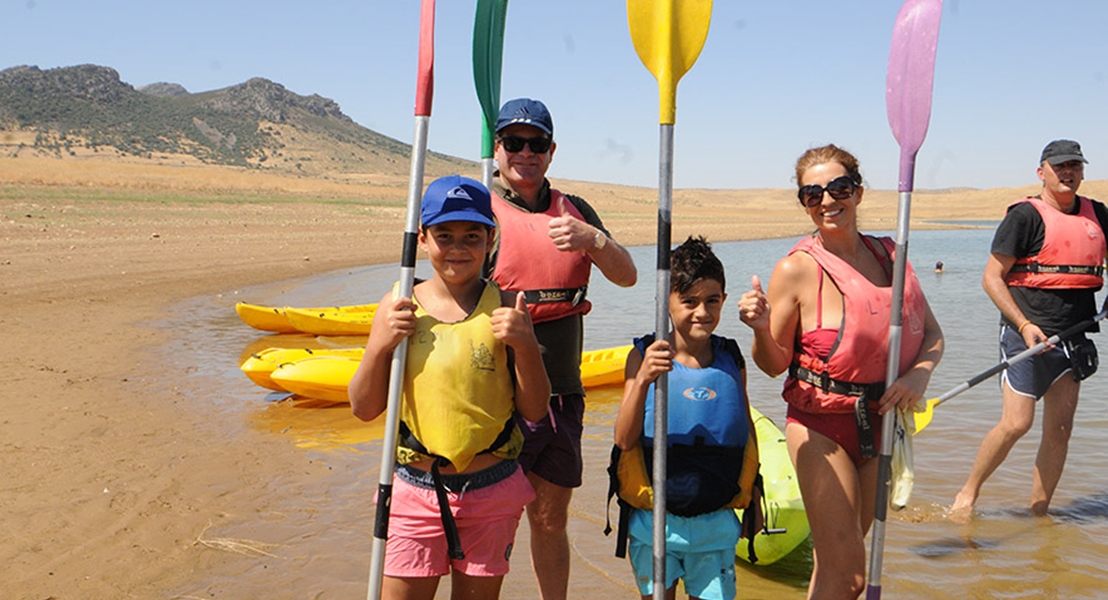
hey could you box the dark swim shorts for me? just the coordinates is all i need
[513,393,585,488]
[999,324,1072,400]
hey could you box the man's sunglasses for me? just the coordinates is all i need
[497,135,553,154]
[797,175,858,207]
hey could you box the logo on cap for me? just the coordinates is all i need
[495,98,554,136]
[420,175,496,228]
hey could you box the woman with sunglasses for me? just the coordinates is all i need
[738,144,943,599]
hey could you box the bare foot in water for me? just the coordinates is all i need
[949,492,975,523]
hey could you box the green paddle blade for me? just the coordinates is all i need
[627,0,712,125]
[473,0,508,158]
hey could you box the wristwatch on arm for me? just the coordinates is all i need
[593,229,608,251]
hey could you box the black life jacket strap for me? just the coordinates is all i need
[429,456,465,560]
[1009,263,1104,276]
[522,285,588,306]
[789,364,884,460]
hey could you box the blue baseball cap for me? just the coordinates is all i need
[495,97,554,136]
[420,175,496,228]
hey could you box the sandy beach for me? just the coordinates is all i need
[4,154,1106,597]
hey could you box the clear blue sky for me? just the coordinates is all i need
[3,1,1106,191]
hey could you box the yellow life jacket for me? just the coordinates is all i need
[398,280,521,471]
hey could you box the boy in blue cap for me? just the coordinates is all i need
[350,175,550,599]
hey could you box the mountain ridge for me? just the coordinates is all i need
[0,63,473,178]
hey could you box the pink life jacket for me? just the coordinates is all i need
[491,188,593,324]
[782,235,927,414]
[1005,197,1105,290]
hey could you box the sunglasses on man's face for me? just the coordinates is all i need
[797,175,858,207]
[497,135,553,154]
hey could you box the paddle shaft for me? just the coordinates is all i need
[367,114,428,600]
[651,124,674,599]
[868,1,941,595]
[868,189,912,596]
[626,2,712,595]
[935,307,1108,408]
[368,3,434,598]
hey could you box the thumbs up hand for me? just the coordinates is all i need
[738,274,771,331]
[492,291,536,348]
[548,195,589,253]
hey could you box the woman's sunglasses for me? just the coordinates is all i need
[797,175,858,207]
[497,135,553,154]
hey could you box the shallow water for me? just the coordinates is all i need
[168,229,1108,598]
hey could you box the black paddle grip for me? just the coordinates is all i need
[373,483,393,539]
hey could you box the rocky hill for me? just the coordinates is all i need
[0,64,474,178]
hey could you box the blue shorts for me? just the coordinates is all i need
[514,393,585,488]
[1000,324,1071,400]
[626,508,739,600]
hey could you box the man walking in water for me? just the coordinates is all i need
[954,140,1108,516]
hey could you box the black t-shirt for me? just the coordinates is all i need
[990,196,1108,335]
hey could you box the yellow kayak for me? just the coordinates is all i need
[236,302,377,335]
[580,345,632,388]
[735,407,810,565]
[235,302,300,333]
[246,344,631,398]
[270,356,361,403]
[241,347,364,391]
[283,305,377,336]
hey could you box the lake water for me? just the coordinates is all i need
[168,228,1108,599]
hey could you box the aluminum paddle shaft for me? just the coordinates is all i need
[367,2,434,598]
[868,1,941,597]
[626,1,711,596]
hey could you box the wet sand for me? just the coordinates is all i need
[3,155,1105,597]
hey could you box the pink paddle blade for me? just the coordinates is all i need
[885,0,942,191]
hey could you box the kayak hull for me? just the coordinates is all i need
[735,408,810,565]
[270,356,361,403]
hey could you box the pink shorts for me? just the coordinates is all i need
[384,461,535,578]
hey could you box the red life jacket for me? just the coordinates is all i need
[782,235,927,414]
[1005,197,1106,290]
[491,189,593,324]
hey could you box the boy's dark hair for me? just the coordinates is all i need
[671,235,725,293]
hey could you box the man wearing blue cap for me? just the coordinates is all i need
[954,140,1108,517]
[487,97,637,599]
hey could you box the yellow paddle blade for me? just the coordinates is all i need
[912,397,940,435]
[627,0,712,124]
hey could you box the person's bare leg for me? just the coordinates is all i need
[525,472,572,600]
[1030,375,1079,516]
[382,575,440,600]
[786,422,867,600]
[952,382,1036,514]
[449,570,505,600]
